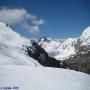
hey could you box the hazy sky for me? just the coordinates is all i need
[0,0,90,39]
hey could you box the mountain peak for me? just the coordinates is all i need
[0,21,23,46]
[81,26,90,39]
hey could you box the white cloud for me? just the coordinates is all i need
[21,22,39,34]
[31,19,45,25]
[29,26,40,34]
[0,8,30,24]
[0,8,45,34]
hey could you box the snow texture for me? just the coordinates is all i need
[41,38,77,60]
[0,66,90,90]
[80,26,90,45]
[0,21,39,66]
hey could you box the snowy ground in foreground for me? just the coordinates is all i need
[0,66,90,90]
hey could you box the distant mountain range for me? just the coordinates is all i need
[38,26,90,74]
[38,26,90,60]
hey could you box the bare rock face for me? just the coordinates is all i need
[65,45,90,74]
[25,40,67,69]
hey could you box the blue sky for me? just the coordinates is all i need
[0,0,90,39]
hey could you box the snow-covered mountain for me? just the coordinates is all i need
[0,21,90,64]
[0,21,39,66]
[81,26,90,40]
[39,38,77,60]
[0,21,90,90]
[38,26,90,60]
[80,26,90,45]
[0,21,66,68]
[37,27,90,74]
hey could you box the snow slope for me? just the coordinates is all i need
[0,66,90,90]
[0,21,39,66]
[0,22,24,46]
[80,26,90,45]
[81,26,90,40]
